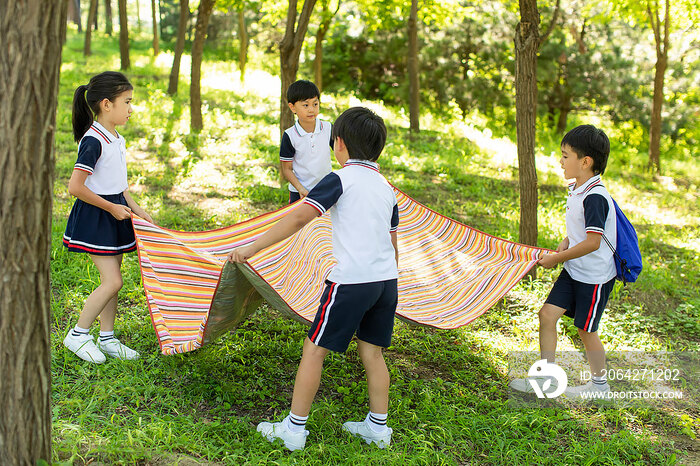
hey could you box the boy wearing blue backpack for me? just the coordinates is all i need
[512,125,618,398]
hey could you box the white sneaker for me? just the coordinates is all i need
[98,338,140,360]
[257,421,308,451]
[63,331,106,364]
[342,420,392,448]
[509,376,558,393]
[563,381,611,400]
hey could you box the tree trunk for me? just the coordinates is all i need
[190,0,216,132]
[514,0,539,252]
[407,0,420,133]
[313,26,325,91]
[168,0,189,95]
[649,55,666,173]
[151,0,160,56]
[238,9,248,83]
[647,0,669,175]
[118,0,130,69]
[105,0,113,35]
[313,0,339,93]
[556,104,570,133]
[279,0,318,137]
[136,0,142,32]
[94,0,99,30]
[0,0,66,462]
[68,0,82,32]
[84,0,99,56]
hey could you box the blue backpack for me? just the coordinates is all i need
[598,195,643,284]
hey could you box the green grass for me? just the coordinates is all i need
[50,30,699,464]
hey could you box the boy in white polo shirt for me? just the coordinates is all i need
[228,107,398,450]
[280,79,334,204]
[511,125,616,398]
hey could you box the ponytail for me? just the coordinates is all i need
[71,71,133,143]
[72,84,92,142]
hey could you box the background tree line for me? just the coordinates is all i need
[68,0,698,173]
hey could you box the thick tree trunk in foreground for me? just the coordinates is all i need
[514,0,540,252]
[0,0,67,462]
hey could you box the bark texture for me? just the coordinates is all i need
[514,0,540,249]
[0,0,67,462]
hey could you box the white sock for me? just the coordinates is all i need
[284,412,308,433]
[592,375,607,387]
[71,325,90,337]
[366,411,388,433]
[99,330,115,342]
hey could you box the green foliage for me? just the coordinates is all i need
[49,28,699,465]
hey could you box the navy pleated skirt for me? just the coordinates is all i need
[63,193,136,256]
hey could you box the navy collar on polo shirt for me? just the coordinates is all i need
[294,118,323,137]
[344,159,379,171]
[569,174,601,195]
[90,121,122,145]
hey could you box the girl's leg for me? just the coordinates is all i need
[538,303,567,363]
[357,339,390,414]
[76,254,123,329]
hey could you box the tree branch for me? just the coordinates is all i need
[539,0,561,46]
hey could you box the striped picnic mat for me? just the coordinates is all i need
[133,188,543,355]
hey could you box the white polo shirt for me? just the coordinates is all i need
[280,118,333,193]
[303,160,399,284]
[563,175,617,284]
[74,122,129,195]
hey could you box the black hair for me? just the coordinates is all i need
[332,107,387,162]
[72,71,133,142]
[561,124,610,175]
[286,79,320,104]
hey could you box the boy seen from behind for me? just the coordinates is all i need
[280,79,334,204]
[229,107,399,450]
[511,125,617,398]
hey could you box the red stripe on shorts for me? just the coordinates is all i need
[584,284,599,331]
[311,282,335,341]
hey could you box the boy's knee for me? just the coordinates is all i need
[302,338,329,360]
[538,306,558,325]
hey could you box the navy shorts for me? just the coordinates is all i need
[545,268,615,333]
[289,191,301,204]
[308,279,398,352]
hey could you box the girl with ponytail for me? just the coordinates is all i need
[63,71,153,364]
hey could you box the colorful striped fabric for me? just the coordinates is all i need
[134,188,544,355]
